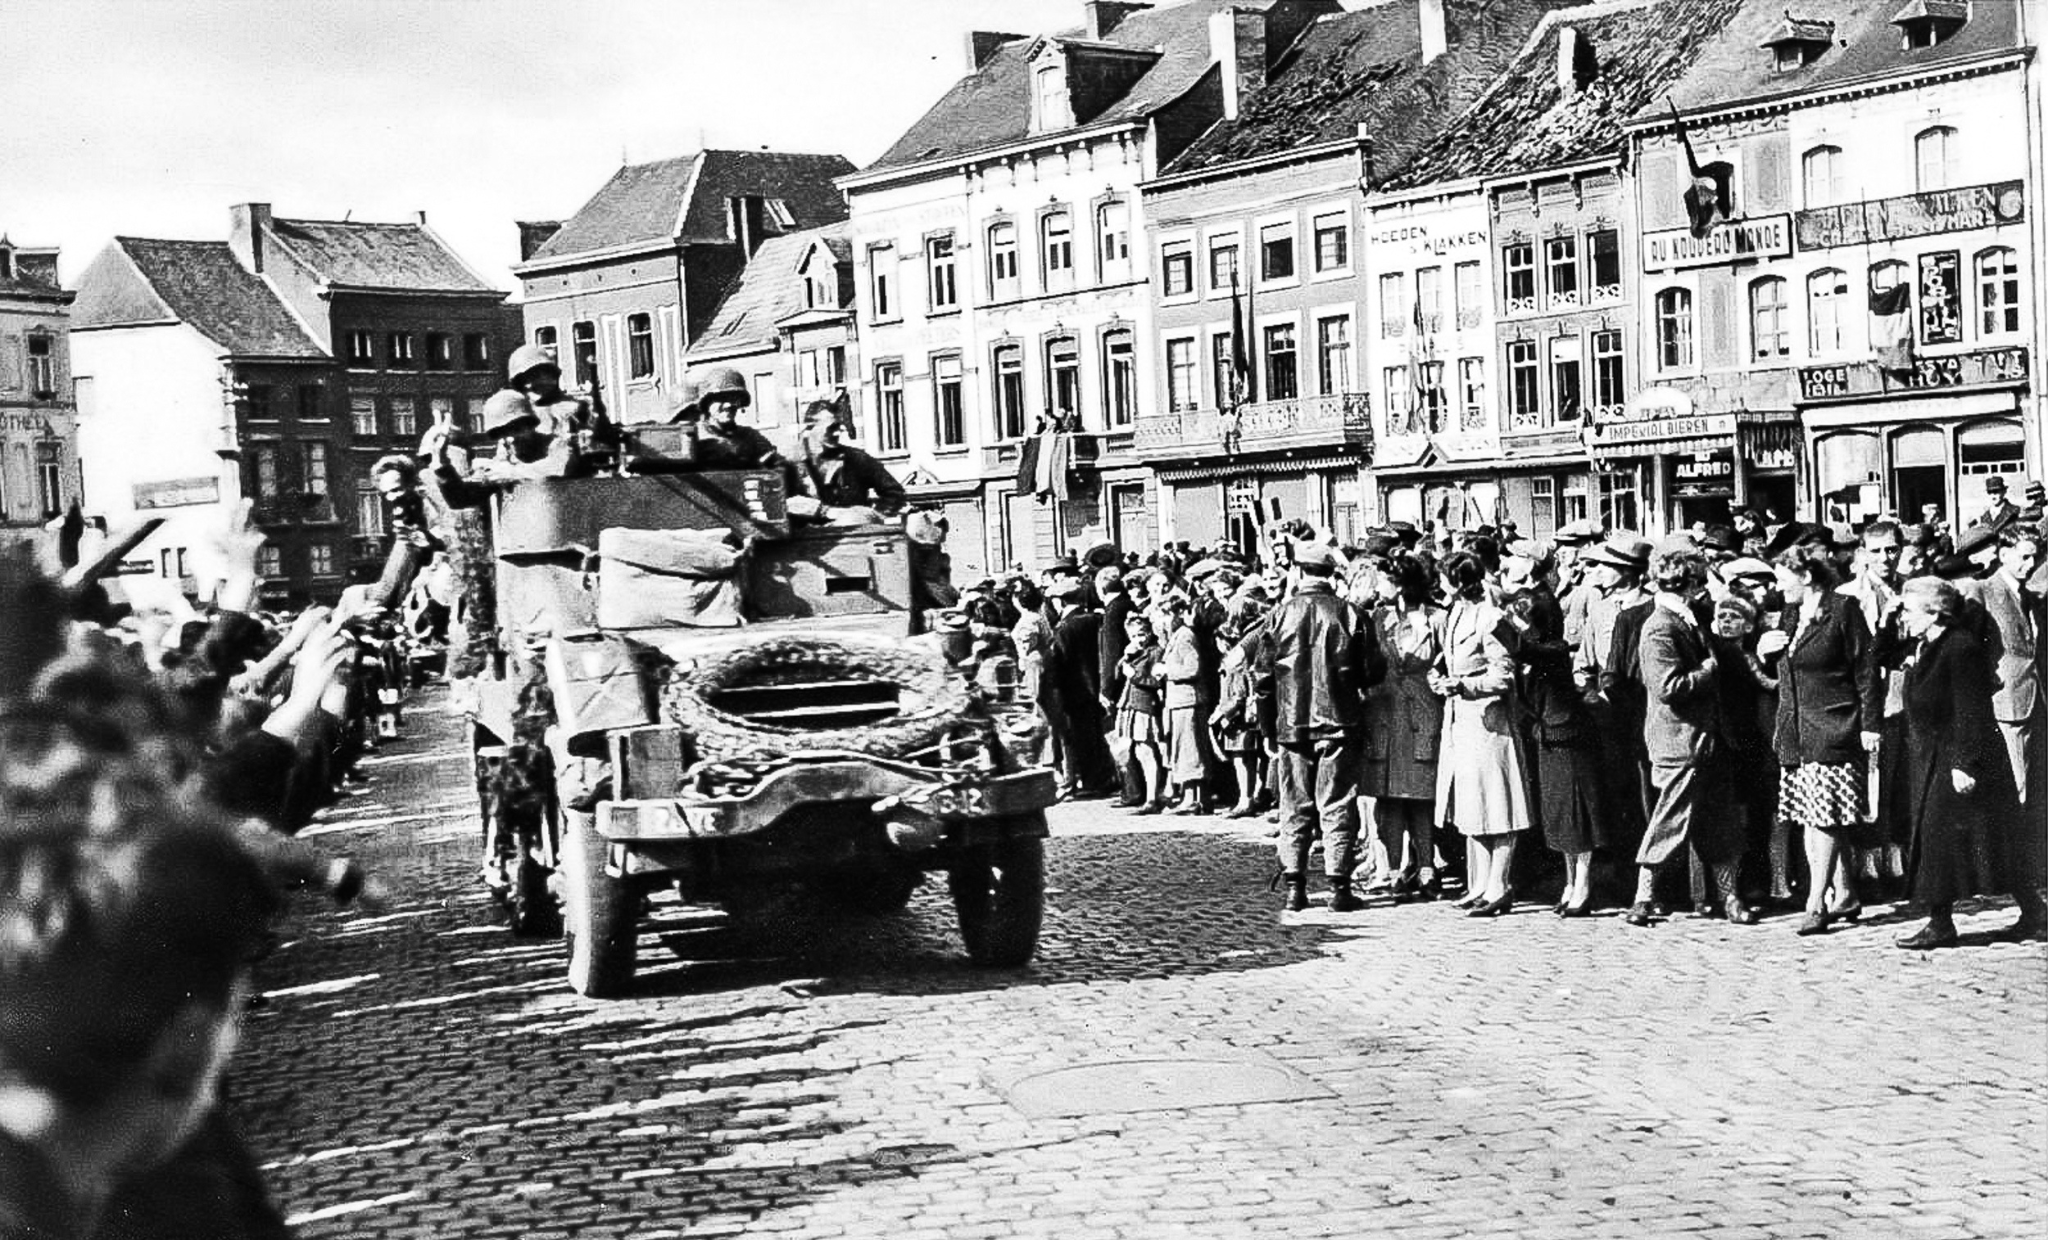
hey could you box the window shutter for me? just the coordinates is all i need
[1748,141,1788,214]
[1702,272,1736,368]
[1639,149,1683,231]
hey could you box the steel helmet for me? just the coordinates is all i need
[695,366,750,408]
[480,389,540,436]
[506,343,560,385]
[666,375,704,422]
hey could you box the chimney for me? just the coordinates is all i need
[728,196,767,257]
[228,202,271,275]
[966,30,1024,71]
[517,220,563,262]
[1085,1,1151,39]
[1556,25,1579,93]
[1420,0,1447,65]
[1211,6,1269,121]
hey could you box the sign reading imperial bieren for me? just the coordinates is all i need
[1795,180,2026,249]
[1641,215,1792,270]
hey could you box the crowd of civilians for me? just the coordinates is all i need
[966,484,2046,949]
[1,506,404,1238]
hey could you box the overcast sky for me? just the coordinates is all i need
[2,0,1081,290]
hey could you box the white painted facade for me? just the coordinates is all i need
[71,323,244,591]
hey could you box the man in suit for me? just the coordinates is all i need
[1627,537,1757,926]
[1045,576,1115,798]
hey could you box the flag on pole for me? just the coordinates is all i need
[1408,298,1432,433]
[1230,266,1254,406]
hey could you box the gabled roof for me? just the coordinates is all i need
[1649,0,2021,121]
[266,216,498,293]
[523,150,855,266]
[867,0,1278,174]
[1167,0,1580,180]
[72,238,325,359]
[685,225,848,361]
[1381,0,1747,189]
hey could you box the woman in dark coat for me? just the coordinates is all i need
[1503,562,1605,915]
[1760,543,1881,936]
[1894,578,2025,949]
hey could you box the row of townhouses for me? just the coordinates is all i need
[24,0,2047,601]
[529,0,2033,581]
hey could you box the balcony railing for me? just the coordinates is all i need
[980,427,1139,474]
[1133,393,1372,461]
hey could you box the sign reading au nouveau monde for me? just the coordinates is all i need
[1794,180,2025,250]
[1641,215,1791,270]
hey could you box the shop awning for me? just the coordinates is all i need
[1155,452,1361,483]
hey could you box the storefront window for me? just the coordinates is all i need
[1957,420,2026,526]
[1814,430,1881,522]
[1597,466,1639,533]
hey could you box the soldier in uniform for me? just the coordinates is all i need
[507,342,613,470]
[687,367,784,469]
[791,399,907,517]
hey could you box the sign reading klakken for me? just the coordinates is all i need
[1642,215,1792,270]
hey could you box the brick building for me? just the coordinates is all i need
[227,205,517,581]
[71,207,511,604]
[0,235,80,556]
[513,150,855,427]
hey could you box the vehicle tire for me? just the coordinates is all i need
[821,862,923,916]
[562,808,638,998]
[664,636,974,762]
[950,828,1045,968]
[507,847,557,938]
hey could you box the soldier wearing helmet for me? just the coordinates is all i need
[505,342,618,469]
[687,366,782,469]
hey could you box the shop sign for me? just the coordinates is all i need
[1225,479,1258,514]
[1500,428,1583,455]
[1918,251,1962,345]
[1641,215,1791,270]
[1591,413,1736,446]
[1368,221,1488,259]
[114,558,155,577]
[1672,453,1734,498]
[133,476,220,510]
[1797,345,2029,403]
[1794,179,2026,250]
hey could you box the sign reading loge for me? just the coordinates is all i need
[1797,345,2029,402]
[133,477,221,510]
[1642,216,1792,270]
[1794,180,2026,250]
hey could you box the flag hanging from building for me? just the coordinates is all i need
[1229,266,1254,406]
[1407,298,1432,434]
[1870,280,1914,373]
[1668,100,1733,238]
[1015,414,1073,502]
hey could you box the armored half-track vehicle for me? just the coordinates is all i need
[467,463,1054,997]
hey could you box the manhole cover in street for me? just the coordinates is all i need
[1001,1058,1332,1118]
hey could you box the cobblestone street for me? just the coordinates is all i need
[232,692,2048,1239]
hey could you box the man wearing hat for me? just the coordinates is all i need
[1253,541,1387,912]
[1575,533,1656,864]
[1044,575,1116,798]
[1554,518,1605,648]
[1981,475,2020,530]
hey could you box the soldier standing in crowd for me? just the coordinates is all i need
[1255,541,1386,913]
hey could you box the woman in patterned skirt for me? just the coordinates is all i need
[1759,540,1880,936]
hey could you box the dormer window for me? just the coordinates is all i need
[1893,0,1968,49]
[1761,14,1834,71]
[1034,63,1069,132]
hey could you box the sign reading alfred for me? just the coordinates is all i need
[1795,180,2025,249]
[1642,215,1790,270]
